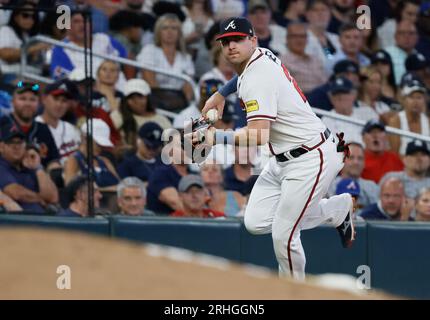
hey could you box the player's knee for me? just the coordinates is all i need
[244,214,268,235]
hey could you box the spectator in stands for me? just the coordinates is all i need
[146,131,190,215]
[200,163,244,217]
[0,81,60,167]
[181,0,214,78]
[361,22,380,58]
[0,123,58,213]
[370,50,398,101]
[224,146,254,195]
[58,175,102,217]
[322,77,374,144]
[361,119,404,183]
[305,0,341,77]
[63,119,119,191]
[405,52,430,89]
[39,8,67,41]
[281,22,327,94]
[247,0,287,57]
[35,80,81,165]
[109,10,143,59]
[359,177,414,221]
[211,0,244,21]
[171,174,224,218]
[117,121,165,182]
[0,189,22,212]
[0,1,49,83]
[273,0,307,27]
[50,11,127,79]
[327,0,355,34]
[330,23,371,72]
[307,59,359,111]
[388,79,429,155]
[65,0,111,34]
[357,66,396,124]
[414,187,430,221]
[417,2,430,61]
[136,13,195,106]
[335,178,361,219]
[95,60,123,113]
[117,177,147,216]
[328,142,379,210]
[377,0,420,49]
[110,79,171,149]
[381,140,430,200]
[384,20,419,84]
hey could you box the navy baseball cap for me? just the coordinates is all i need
[336,178,361,197]
[406,140,430,156]
[333,60,359,75]
[0,121,25,142]
[362,119,385,134]
[405,53,428,71]
[329,77,354,95]
[216,17,255,41]
[44,79,73,98]
[371,50,391,65]
[401,78,427,96]
[138,122,163,150]
[178,175,204,193]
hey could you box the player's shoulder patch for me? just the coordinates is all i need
[245,100,259,113]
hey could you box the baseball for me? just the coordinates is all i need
[206,109,219,123]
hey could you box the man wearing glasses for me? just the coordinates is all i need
[0,81,60,167]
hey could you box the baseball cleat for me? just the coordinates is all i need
[336,195,356,249]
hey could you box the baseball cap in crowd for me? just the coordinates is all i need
[406,140,430,156]
[248,0,270,13]
[123,79,151,97]
[138,121,164,150]
[336,178,361,198]
[405,53,428,72]
[216,17,255,41]
[329,77,354,95]
[362,119,385,134]
[221,101,239,123]
[80,119,114,147]
[401,78,427,96]
[371,50,391,65]
[0,121,25,142]
[44,79,73,98]
[333,60,360,76]
[178,174,205,193]
[14,81,40,95]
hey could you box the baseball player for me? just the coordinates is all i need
[191,17,356,280]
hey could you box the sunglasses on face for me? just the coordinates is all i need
[16,81,40,93]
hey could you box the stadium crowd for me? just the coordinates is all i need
[0,0,429,222]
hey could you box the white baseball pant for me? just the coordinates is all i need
[244,133,353,281]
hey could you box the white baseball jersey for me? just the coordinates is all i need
[237,47,326,155]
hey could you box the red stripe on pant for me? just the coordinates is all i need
[287,148,324,276]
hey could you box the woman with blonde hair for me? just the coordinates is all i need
[414,188,430,222]
[357,66,397,124]
[136,14,195,104]
[95,60,123,113]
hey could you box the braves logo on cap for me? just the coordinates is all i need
[225,21,236,30]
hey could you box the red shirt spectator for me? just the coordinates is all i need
[362,149,404,183]
[360,119,404,183]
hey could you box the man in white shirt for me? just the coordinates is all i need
[36,80,81,165]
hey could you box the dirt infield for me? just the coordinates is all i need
[0,227,393,299]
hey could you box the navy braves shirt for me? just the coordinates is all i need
[118,153,165,182]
